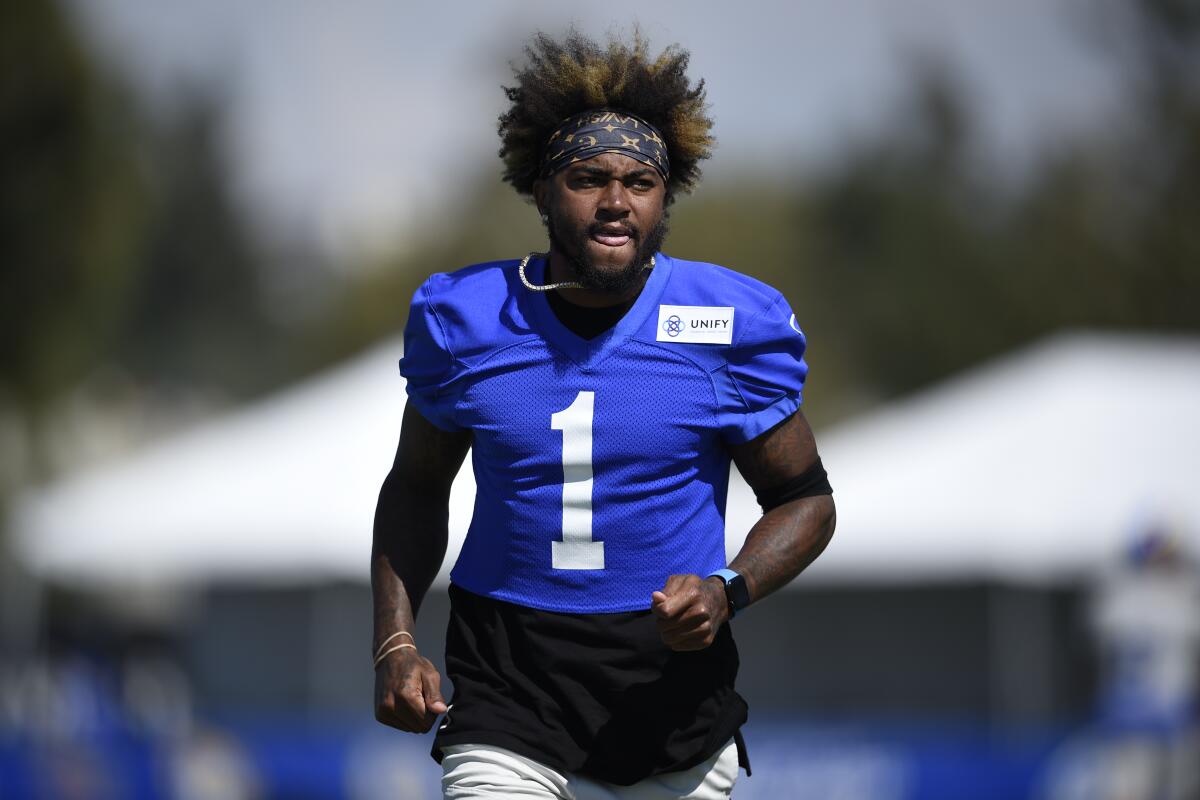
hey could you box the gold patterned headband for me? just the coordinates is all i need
[540,109,669,181]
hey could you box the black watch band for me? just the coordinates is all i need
[708,568,751,618]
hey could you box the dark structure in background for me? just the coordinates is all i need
[172,582,1095,730]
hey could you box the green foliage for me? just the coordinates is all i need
[295,176,544,372]
[788,2,1200,406]
[1,0,288,484]
[115,93,285,398]
[0,0,145,420]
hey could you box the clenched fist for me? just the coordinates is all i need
[374,648,448,733]
[650,574,730,651]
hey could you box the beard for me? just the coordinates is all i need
[546,213,669,295]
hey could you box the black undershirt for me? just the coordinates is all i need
[433,585,748,785]
[546,289,637,340]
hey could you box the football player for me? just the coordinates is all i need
[371,30,836,799]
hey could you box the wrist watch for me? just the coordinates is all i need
[708,568,751,619]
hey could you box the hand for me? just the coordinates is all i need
[374,647,448,732]
[650,574,730,651]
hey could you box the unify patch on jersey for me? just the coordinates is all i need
[656,305,735,344]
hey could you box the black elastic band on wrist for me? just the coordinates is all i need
[754,456,832,512]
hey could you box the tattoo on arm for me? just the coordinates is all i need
[726,411,836,604]
[732,494,835,603]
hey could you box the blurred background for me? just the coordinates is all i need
[2,0,1198,797]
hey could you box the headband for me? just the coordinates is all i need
[539,109,670,181]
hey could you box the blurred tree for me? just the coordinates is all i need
[787,0,1200,405]
[0,0,146,477]
[1,0,293,491]
[1117,0,1200,329]
[798,65,1017,402]
[297,175,543,371]
[114,90,285,399]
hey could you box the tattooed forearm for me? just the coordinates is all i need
[725,409,835,605]
[730,494,835,603]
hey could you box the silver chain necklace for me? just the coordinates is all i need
[517,252,655,292]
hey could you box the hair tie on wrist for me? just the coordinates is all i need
[373,642,416,669]
[373,631,414,661]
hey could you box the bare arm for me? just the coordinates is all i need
[371,402,471,732]
[725,409,835,602]
[652,410,836,650]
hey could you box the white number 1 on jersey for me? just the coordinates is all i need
[550,390,604,569]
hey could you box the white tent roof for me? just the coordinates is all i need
[13,332,1200,589]
[788,331,1200,583]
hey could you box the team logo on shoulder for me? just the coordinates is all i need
[656,305,735,344]
[789,314,803,334]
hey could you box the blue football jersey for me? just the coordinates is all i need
[400,253,808,613]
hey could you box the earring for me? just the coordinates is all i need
[539,212,548,224]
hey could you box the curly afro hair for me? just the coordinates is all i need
[498,29,714,204]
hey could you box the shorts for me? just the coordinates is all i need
[441,738,739,800]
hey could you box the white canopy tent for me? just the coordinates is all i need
[796,331,1200,584]
[13,332,1200,589]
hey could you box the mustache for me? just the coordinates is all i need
[588,222,638,239]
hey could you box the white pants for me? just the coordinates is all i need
[441,739,739,800]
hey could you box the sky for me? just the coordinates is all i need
[68,0,1122,256]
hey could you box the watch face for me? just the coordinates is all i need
[725,574,751,614]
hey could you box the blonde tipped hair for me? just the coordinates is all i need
[499,29,714,203]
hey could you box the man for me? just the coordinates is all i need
[372,31,835,799]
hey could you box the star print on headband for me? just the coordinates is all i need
[539,109,670,181]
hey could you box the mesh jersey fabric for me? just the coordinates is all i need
[400,253,808,613]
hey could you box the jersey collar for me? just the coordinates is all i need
[522,253,673,369]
